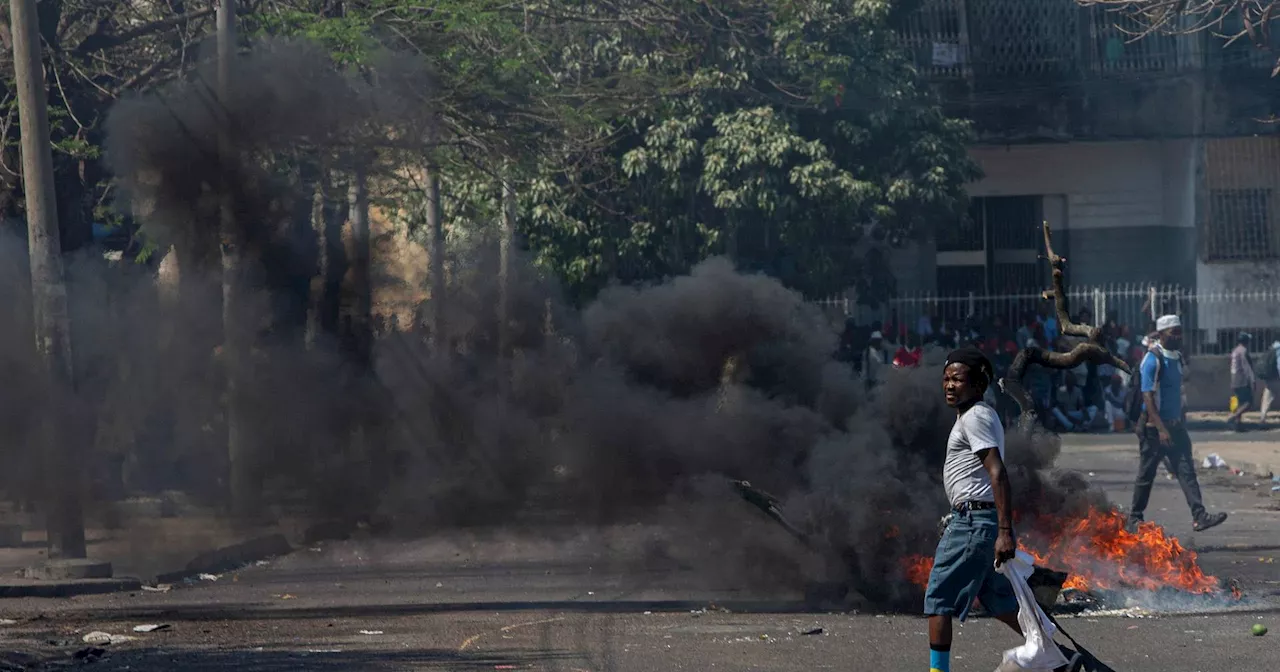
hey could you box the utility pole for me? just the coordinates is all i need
[9,0,86,558]
[217,0,253,518]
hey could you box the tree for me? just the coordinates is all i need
[277,0,976,304]
[0,1,246,253]
[514,1,977,301]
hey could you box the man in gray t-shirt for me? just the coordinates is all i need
[924,347,1078,672]
[942,392,1005,507]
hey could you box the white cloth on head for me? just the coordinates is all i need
[870,330,883,339]
[1156,314,1180,331]
[995,551,1070,671]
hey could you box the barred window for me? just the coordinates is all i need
[1205,189,1273,262]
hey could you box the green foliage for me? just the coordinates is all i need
[9,0,976,303]
[505,0,979,301]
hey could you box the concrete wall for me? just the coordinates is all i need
[888,240,938,294]
[1186,354,1232,412]
[899,140,1201,290]
[1196,137,1280,334]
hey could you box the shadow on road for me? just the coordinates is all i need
[84,599,822,622]
[99,646,578,671]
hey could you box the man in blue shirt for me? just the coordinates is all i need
[1127,315,1228,533]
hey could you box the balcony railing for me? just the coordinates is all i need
[898,0,1202,81]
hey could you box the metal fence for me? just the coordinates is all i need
[814,283,1280,356]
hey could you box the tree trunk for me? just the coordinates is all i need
[10,0,85,558]
[425,162,444,351]
[341,159,371,366]
[306,171,328,350]
[498,163,516,359]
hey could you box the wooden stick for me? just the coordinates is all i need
[998,222,1131,427]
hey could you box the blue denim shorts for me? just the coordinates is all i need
[923,508,1018,621]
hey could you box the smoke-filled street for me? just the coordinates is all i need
[0,431,1273,672]
[1,2,1279,672]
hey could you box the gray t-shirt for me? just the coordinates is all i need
[943,401,1005,507]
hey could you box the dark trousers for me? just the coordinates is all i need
[1130,423,1206,521]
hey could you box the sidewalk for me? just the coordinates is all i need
[1183,412,1280,477]
[1190,438,1280,478]
[1185,410,1280,433]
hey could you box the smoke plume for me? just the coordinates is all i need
[56,40,1120,601]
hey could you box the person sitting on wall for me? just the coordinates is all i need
[1051,371,1097,432]
[1103,374,1128,432]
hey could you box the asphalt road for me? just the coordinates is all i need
[0,432,1275,672]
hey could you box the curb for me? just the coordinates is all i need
[0,578,142,598]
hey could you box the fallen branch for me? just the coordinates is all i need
[999,222,1131,427]
[730,479,811,546]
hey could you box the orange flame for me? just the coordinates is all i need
[900,507,1235,598]
[903,554,933,587]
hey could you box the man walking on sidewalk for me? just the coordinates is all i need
[1128,315,1228,533]
[1227,332,1257,431]
[1259,341,1280,425]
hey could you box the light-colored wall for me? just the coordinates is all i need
[968,140,1197,232]
[899,140,1200,290]
[1196,137,1280,334]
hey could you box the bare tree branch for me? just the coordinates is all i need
[72,5,219,56]
[998,222,1131,427]
[1080,0,1277,47]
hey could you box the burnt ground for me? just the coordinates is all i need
[0,431,1274,671]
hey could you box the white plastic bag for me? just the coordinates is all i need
[994,550,1069,672]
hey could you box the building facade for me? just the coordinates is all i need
[886,0,1280,336]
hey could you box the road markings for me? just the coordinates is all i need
[458,616,566,651]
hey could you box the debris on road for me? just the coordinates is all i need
[801,627,824,636]
[1065,607,1152,619]
[0,619,16,626]
[197,573,220,582]
[82,632,135,645]
[73,647,106,662]
[141,584,172,593]
[132,624,170,633]
[1253,624,1268,636]
[1203,453,1228,470]
[358,630,383,635]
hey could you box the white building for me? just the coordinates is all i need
[888,0,1280,344]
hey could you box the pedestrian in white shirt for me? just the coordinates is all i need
[1260,341,1280,424]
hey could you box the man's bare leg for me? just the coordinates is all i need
[927,615,951,671]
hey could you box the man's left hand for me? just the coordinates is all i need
[995,530,1017,566]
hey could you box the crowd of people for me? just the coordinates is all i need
[837,303,1198,433]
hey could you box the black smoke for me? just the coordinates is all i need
[83,40,1113,601]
